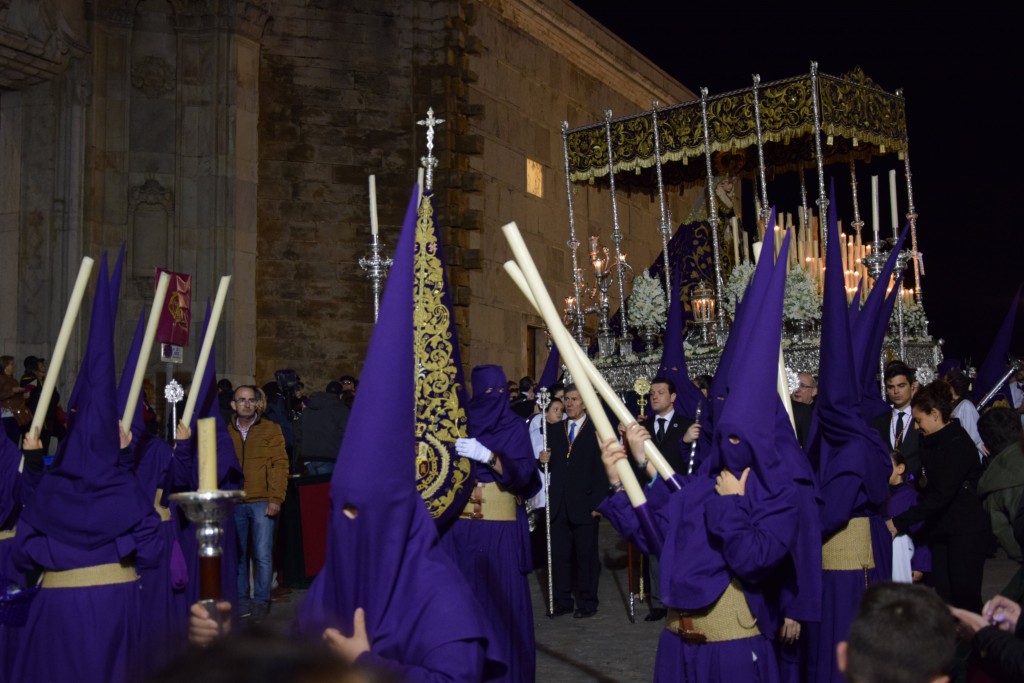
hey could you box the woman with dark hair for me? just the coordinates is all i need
[886,380,994,612]
[946,370,985,462]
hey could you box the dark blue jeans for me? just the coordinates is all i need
[235,502,277,608]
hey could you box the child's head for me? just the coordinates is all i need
[889,449,907,486]
[545,398,564,424]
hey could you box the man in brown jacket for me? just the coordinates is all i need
[229,384,289,622]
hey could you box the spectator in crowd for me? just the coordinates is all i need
[217,378,234,425]
[510,375,536,419]
[294,381,350,476]
[887,380,994,613]
[947,370,985,462]
[792,371,818,405]
[228,385,289,623]
[978,407,1024,600]
[0,355,27,444]
[20,356,65,452]
[871,361,922,476]
[840,583,956,683]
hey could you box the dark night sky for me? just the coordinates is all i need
[572,2,1023,366]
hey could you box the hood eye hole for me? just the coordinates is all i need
[728,435,741,445]
[342,504,359,519]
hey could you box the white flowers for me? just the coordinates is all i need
[722,262,756,318]
[784,268,821,322]
[627,269,667,333]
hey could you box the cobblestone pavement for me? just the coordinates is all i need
[264,521,1019,682]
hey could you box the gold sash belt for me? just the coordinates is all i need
[822,517,875,571]
[0,528,15,541]
[459,481,519,522]
[41,562,138,589]
[666,579,760,643]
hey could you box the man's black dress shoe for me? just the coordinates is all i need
[644,608,667,622]
[573,608,597,619]
[549,605,574,617]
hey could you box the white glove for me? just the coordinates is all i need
[455,437,492,464]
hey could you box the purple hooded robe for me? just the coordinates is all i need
[295,185,506,682]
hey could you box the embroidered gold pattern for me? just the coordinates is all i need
[413,194,471,520]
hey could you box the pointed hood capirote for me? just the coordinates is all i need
[972,284,1022,403]
[21,254,152,551]
[660,215,799,614]
[810,185,891,509]
[537,343,561,391]
[295,184,504,678]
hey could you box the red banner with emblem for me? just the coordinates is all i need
[155,269,192,347]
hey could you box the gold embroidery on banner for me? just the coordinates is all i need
[413,194,471,519]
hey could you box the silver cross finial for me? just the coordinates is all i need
[417,107,445,192]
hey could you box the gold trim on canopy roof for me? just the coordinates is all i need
[566,68,907,188]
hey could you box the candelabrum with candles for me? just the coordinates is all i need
[691,281,717,346]
[563,236,634,357]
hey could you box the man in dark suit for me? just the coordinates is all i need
[540,384,607,618]
[632,377,700,620]
[870,361,921,473]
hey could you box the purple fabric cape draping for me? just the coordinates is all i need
[295,185,505,683]
[440,364,540,683]
[598,221,799,683]
[972,285,1022,404]
[537,344,561,391]
[804,187,893,683]
[11,253,162,683]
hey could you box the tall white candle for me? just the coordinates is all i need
[731,218,740,264]
[369,175,379,236]
[197,417,218,492]
[122,272,171,427]
[888,169,899,234]
[29,257,94,438]
[181,276,231,426]
[871,175,880,242]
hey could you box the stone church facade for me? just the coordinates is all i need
[1,0,695,397]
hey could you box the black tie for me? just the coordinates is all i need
[894,411,904,446]
[656,417,667,441]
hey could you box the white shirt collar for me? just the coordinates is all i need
[656,409,675,424]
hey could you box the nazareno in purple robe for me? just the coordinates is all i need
[600,222,800,683]
[438,364,542,683]
[0,424,28,683]
[803,189,894,683]
[10,255,162,683]
[295,185,506,682]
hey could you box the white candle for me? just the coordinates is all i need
[29,257,95,437]
[369,175,379,236]
[197,417,218,492]
[888,170,899,234]
[871,175,879,243]
[731,218,740,264]
[122,271,171,427]
[501,222,645,506]
[181,276,231,426]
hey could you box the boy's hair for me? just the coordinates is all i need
[884,361,916,384]
[978,406,1023,456]
[845,583,955,683]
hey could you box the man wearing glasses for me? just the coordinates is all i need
[228,385,289,622]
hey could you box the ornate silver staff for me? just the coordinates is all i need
[752,74,770,228]
[809,62,829,251]
[687,403,702,475]
[849,160,865,240]
[650,100,673,304]
[901,129,924,306]
[560,121,586,346]
[358,230,393,323]
[164,379,184,442]
[698,88,727,337]
[603,110,631,353]
[536,387,554,617]
[978,357,1024,409]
